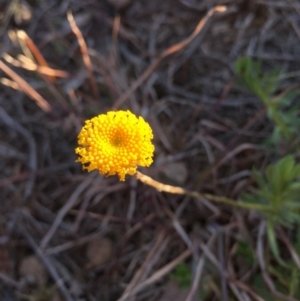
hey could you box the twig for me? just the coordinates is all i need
[230,280,265,301]
[286,0,300,15]
[212,143,257,173]
[20,224,75,301]
[198,237,265,301]
[228,284,248,301]
[120,231,170,300]
[16,30,56,82]
[230,14,254,57]
[0,60,52,112]
[112,5,227,109]
[69,209,147,224]
[257,222,300,301]
[0,0,18,36]
[39,173,96,250]
[278,227,300,270]
[0,107,37,202]
[283,10,300,42]
[117,249,192,301]
[172,215,193,249]
[44,231,105,256]
[184,234,217,301]
[198,80,300,183]
[120,214,157,245]
[67,11,99,99]
[0,272,20,289]
[0,162,74,187]
[163,202,193,248]
[3,53,69,78]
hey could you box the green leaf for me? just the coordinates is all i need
[170,263,192,289]
[236,240,255,266]
[289,265,300,297]
[235,56,300,143]
[267,219,289,267]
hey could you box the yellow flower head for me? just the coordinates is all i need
[75,110,154,181]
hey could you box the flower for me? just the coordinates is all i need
[75,110,154,181]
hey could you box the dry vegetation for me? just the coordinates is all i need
[1,0,300,300]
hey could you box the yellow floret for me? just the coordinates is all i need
[75,110,154,181]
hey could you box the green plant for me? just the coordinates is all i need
[235,56,280,103]
[170,263,212,299]
[244,155,300,265]
[235,56,300,142]
[236,240,255,267]
[244,155,300,226]
[170,263,192,289]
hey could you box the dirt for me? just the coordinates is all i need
[0,0,300,300]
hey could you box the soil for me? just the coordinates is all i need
[1,0,300,300]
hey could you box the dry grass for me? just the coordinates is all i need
[1,0,300,300]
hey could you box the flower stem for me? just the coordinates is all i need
[135,171,273,213]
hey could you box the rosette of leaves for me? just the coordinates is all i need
[244,155,300,265]
[235,57,300,142]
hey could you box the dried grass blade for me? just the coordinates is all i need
[67,11,99,99]
[16,30,56,82]
[112,5,227,109]
[0,60,52,112]
[3,53,69,78]
[117,249,192,301]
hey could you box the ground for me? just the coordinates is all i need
[1,0,300,300]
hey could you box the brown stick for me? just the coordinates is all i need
[112,5,227,109]
[117,249,192,301]
[16,30,56,82]
[67,11,99,99]
[0,60,52,112]
[3,53,69,77]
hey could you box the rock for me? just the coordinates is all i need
[161,162,188,184]
[85,237,113,268]
[19,255,47,286]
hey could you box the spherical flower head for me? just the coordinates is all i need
[75,110,154,181]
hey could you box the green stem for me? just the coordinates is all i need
[135,171,273,213]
